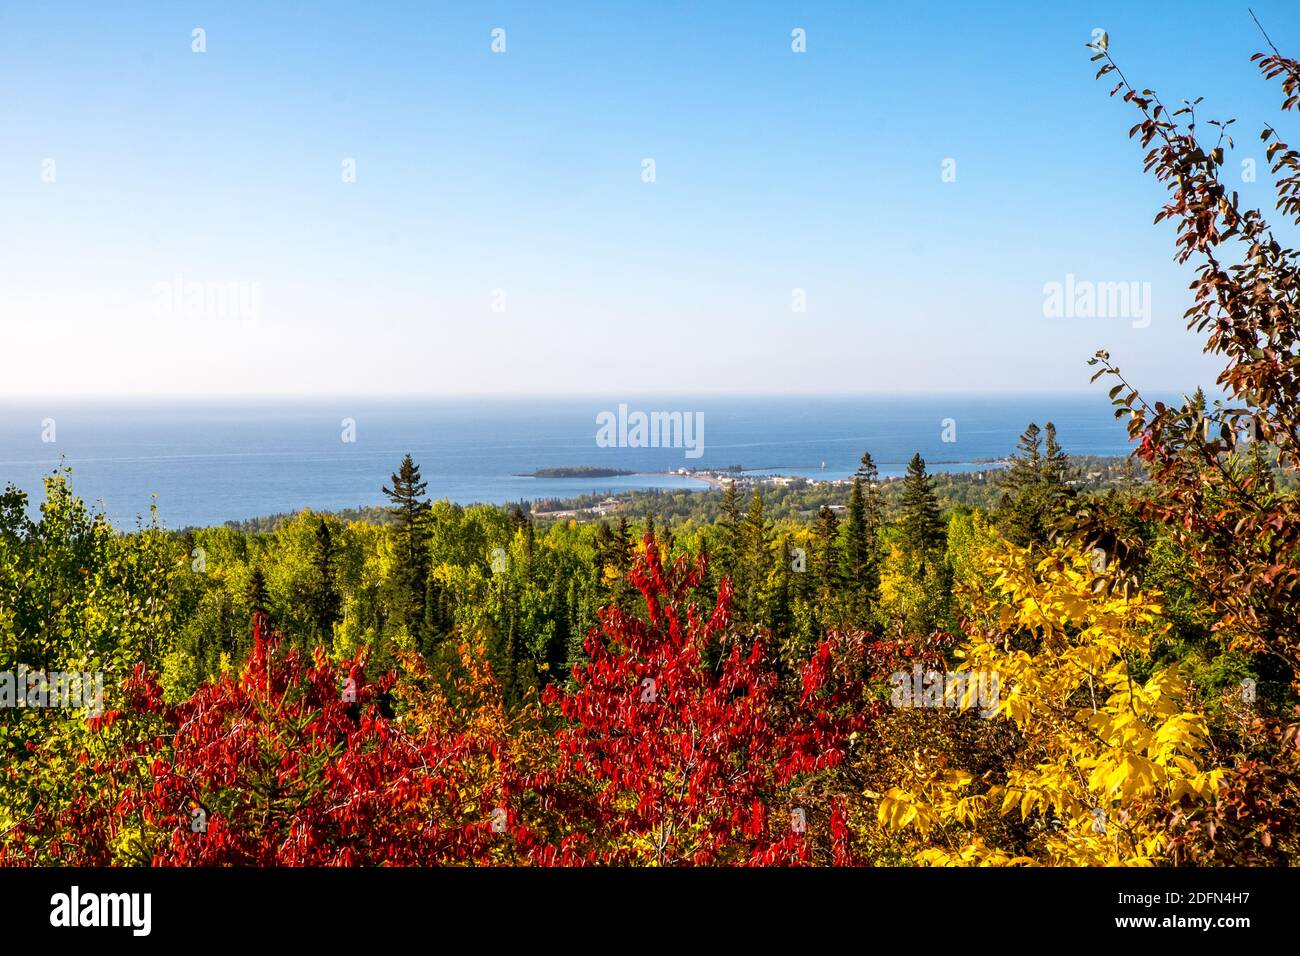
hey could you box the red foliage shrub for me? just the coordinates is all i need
[539,538,876,865]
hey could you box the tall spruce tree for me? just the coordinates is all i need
[716,479,743,583]
[1002,423,1043,495]
[998,422,1074,546]
[768,535,795,638]
[842,451,884,619]
[855,451,886,531]
[899,453,944,563]
[844,479,868,582]
[247,566,269,617]
[594,520,615,564]
[1043,422,1072,487]
[383,454,431,640]
[814,504,842,607]
[307,516,341,648]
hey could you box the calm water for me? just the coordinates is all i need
[0,395,1141,528]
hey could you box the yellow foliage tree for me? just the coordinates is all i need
[877,536,1225,865]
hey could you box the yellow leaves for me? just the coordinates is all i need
[877,788,939,835]
[950,794,987,826]
[885,535,1230,867]
[1149,711,1209,762]
[917,837,1034,867]
[970,539,1167,656]
[999,787,1020,817]
[1019,788,1039,820]
[1084,709,1154,754]
[876,764,974,836]
[1087,752,1159,800]
[1169,768,1224,802]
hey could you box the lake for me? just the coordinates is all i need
[0,394,1142,528]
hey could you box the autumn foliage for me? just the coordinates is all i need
[2,613,525,865]
[1,542,879,866]
[540,541,874,865]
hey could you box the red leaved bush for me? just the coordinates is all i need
[3,614,517,866]
[538,538,876,865]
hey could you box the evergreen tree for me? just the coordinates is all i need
[716,480,743,582]
[842,451,884,619]
[507,502,529,534]
[998,422,1074,546]
[594,518,633,611]
[814,504,842,607]
[594,520,615,564]
[382,454,431,639]
[1043,422,1072,487]
[422,575,453,650]
[247,566,269,615]
[899,453,944,563]
[307,516,341,648]
[1002,423,1043,495]
[768,536,794,638]
[844,479,868,581]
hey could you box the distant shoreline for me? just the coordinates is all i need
[517,467,636,479]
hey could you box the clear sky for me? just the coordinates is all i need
[2,0,1296,397]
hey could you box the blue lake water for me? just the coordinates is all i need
[0,395,1143,528]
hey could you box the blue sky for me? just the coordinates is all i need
[1,0,1296,396]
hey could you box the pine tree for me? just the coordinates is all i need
[594,521,616,572]
[814,504,842,606]
[422,575,453,650]
[1043,422,1072,487]
[768,535,794,638]
[383,454,431,640]
[507,502,528,534]
[998,422,1074,546]
[307,516,341,648]
[842,451,884,619]
[716,479,743,582]
[247,566,269,615]
[844,478,868,578]
[1002,423,1043,495]
[899,453,944,563]
[856,451,886,532]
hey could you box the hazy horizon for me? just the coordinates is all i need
[0,387,1187,400]
[0,392,1143,527]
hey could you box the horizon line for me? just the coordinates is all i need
[0,388,1196,402]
